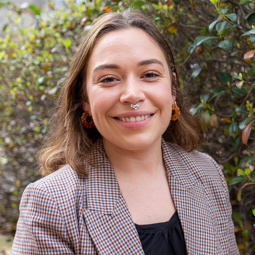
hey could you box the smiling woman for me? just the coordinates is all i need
[84,28,173,152]
[12,10,239,255]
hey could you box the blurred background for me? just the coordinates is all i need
[0,0,254,254]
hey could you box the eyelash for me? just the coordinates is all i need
[99,71,160,83]
[143,71,160,78]
[99,75,118,83]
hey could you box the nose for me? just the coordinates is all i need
[120,76,145,105]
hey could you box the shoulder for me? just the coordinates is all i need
[29,164,82,188]
[166,140,218,165]
[163,139,219,169]
[163,140,228,194]
[22,165,86,209]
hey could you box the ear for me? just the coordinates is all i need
[83,101,91,115]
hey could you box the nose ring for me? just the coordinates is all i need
[130,103,139,110]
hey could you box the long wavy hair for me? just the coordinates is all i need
[38,10,203,176]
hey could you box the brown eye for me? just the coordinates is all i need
[143,72,160,79]
[100,76,118,83]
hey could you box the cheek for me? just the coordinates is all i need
[88,89,115,117]
[156,84,173,104]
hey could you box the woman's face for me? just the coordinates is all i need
[84,28,175,152]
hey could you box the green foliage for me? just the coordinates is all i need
[0,0,254,253]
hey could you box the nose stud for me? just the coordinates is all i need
[130,103,139,110]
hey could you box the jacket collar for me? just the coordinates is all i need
[84,139,120,215]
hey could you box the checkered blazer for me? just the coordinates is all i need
[12,139,239,254]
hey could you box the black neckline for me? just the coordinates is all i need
[134,211,178,232]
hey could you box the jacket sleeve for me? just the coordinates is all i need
[12,183,75,255]
[208,155,240,255]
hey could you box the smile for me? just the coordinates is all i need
[118,115,151,122]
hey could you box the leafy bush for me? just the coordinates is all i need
[0,0,254,253]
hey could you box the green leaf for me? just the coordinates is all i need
[240,0,252,4]
[250,36,255,44]
[235,107,248,114]
[173,0,180,4]
[29,5,41,16]
[11,202,18,209]
[194,36,218,47]
[252,168,255,179]
[248,65,255,76]
[232,211,243,227]
[216,21,235,35]
[63,38,72,48]
[226,13,237,22]
[252,209,255,217]
[200,93,210,104]
[218,39,233,50]
[210,0,219,7]
[209,19,218,32]
[242,28,255,36]
[246,12,255,25]
[233,75,241,80]
[232,86,247,95]
[188,44,197,54]
[210,87,227,93]
[231,50,238,56]
[237,189,242,201]
[191,67,203,78]
[201,27,207,36]
[239,116,253,130]
[131,0,145,9]
[152,4,159,9]
[245,167,251,176]
[2,23,8,31]
[219,7,229,15]
[229,122,238,134]
[189,103,203,115]
[13,189,18,196]
[228,176,246,186]
[238,169,246,176]
[219,72,232,84]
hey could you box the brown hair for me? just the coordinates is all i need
[38,10,203,176]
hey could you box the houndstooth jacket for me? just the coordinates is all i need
[12,139,239,254]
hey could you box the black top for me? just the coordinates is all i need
[135,211,187,255]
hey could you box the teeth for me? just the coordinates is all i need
[119,115,150,122]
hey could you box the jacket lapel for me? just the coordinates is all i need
[162,140,220,254]
[83,140,144,255]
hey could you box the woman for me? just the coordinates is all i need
[12,10,239,254]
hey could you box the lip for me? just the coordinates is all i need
[112,112,154,129]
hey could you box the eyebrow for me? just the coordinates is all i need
[93,59,164,73]
[93,64,119,73]
[138,59,164,67]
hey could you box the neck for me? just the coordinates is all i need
[103,138,164,178]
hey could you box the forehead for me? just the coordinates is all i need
[87,28,168,66]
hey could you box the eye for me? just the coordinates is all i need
[99,75,118,83]
[142,72,160,79]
